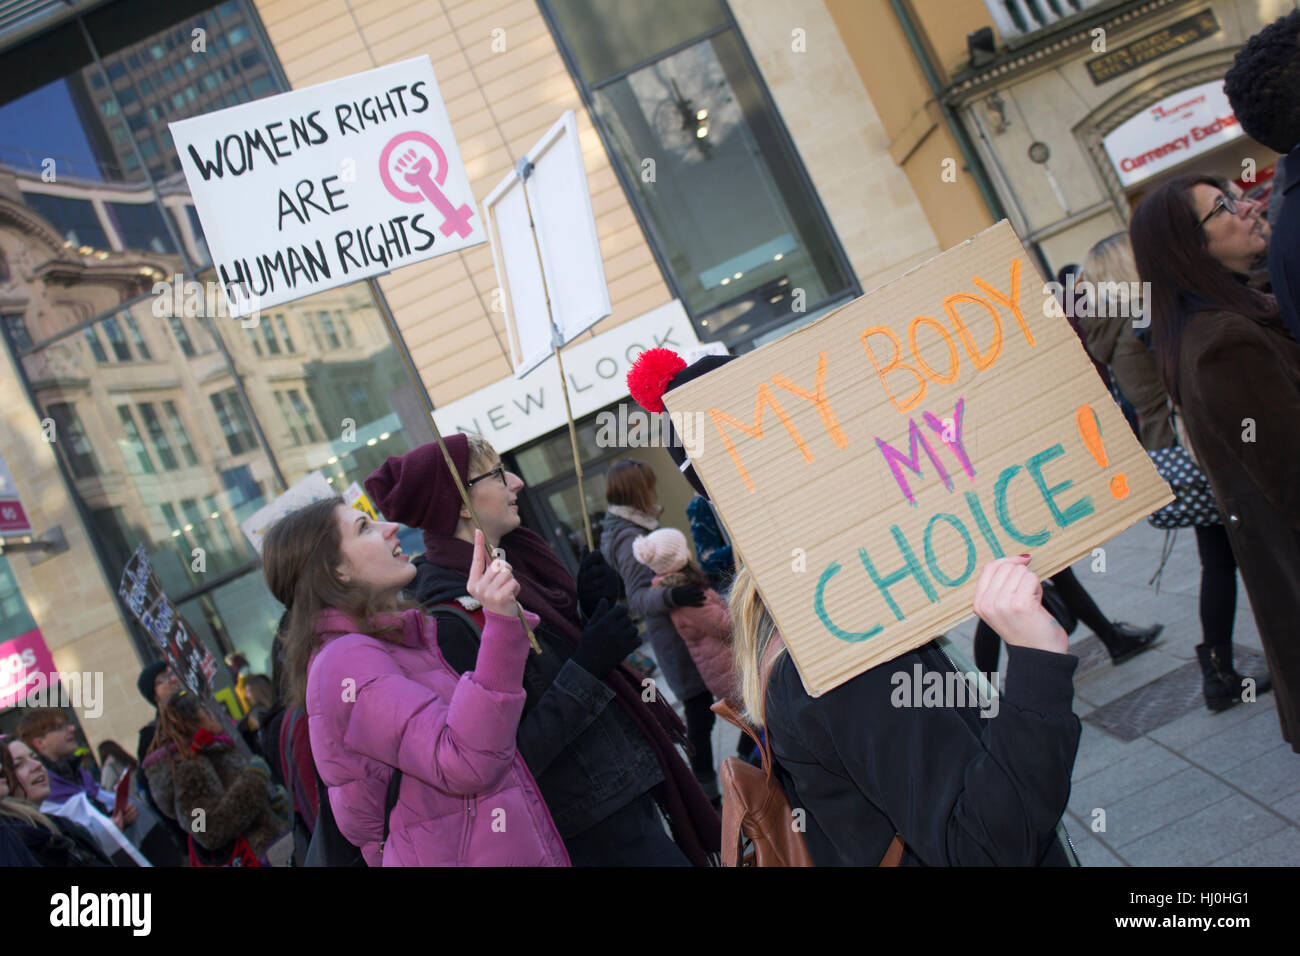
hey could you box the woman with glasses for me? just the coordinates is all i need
[363,436,720,865]
[1131,173,1299,753]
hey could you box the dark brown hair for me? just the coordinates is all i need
[148,689,216,760]
[261,497,406,710]
[604,458,658,515]
[17,707,68,748]
[1129,174,1278,404]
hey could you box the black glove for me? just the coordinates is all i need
[668,584,706,608]
[576,551,621,620]
[571,599,641,678]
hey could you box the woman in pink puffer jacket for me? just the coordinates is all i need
[262,497,568,867]
[633,528,737,702]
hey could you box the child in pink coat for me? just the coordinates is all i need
[633,528,737,702]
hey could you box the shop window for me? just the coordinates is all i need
[20,193,110,250]
[43,403,100,478]
[0,558,38,642]
[116,405,156,474]
[162,401,199,466]
[543,0,854,346]
[227,25,250,45]
[101,98,119,117]
[209,388,257,456]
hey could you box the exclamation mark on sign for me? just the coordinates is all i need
[1076,404,1128,500]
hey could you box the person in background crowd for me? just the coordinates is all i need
[365,436,719,865]
[135,662,188,858]
[1224,8,1300,342]
[225,653,252,714]
[96,740,137,792]
[142,689,288,866]
[1078,228,1270,713]
[262,613,318,846]
[18,708,111,813]
[686,494,735,594]
[602,458,720,807]
[262,495,570,866]
[1077,233,1175,450]
[1131,174,1295,750]
[732,554,1081,865]
[1,735,113,866]
[633,527,736,705]
[236,674,274,757]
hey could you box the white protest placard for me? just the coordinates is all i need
[664,221,1172,697]
[483,111,611,376]
[170,56,484,316]
[239,471,335,555]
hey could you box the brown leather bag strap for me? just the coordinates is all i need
[880,834,905,867]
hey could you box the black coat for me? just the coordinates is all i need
[410,558,663,841]
[765,640,1081,866]
[1270,142,1300,344]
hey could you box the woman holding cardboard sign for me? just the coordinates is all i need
[1131,173,1300,753]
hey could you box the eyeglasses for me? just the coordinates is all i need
[1197,192,1239,230]
[466,465,508,490]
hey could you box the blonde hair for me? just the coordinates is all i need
[463,433,497,477]
[0,796,59,833]
[727,562,786,727]
[1080,232,1139,289]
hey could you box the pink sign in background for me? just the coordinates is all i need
[0,629,56,710]
[0,500,31,534]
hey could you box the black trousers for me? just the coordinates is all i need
[1194,523,1238,650]
[682,691,716,779]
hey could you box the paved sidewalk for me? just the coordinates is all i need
[658,521,1300,866]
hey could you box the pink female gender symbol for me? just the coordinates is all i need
[379,130,475,238]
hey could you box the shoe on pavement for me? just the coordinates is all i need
[1107,622,1163,665]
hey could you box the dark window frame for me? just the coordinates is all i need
[536,0,860,351]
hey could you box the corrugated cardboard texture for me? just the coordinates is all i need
[664,222,1173,697]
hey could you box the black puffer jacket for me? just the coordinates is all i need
[411,557,663,841]
[765,640,1081,866]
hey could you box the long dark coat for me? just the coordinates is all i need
[1176,307,1300,751]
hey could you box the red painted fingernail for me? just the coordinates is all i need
[1019,553,1030,558]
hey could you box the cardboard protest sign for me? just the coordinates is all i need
[170,55,483,316]
[664,221,1172,696]
[239,471,334,554]
[483,111,611,376]
[118,545,218,695]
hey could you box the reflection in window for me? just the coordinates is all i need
[83,327,109,363]
[168,316,195,357]
[21,193,111,249]
[273,392,302,446]
[106,202,177,254]
[0,557,38,643]
[287,390,321,443]
[123,313,153,360]
[319,312,341,349]
[44,403,100,478]
[2,314,33,352]
[275,315,295,353]
[116,405,155,474]
[138,403,178,470]
[334,311,355,347]
[101,316,132,361]
[210,389,257,456]
[162,401,198,466]
[261,322,280,355]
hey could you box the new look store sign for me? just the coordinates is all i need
[433,301,706,453]
[1103,79,1243,188]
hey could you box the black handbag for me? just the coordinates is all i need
[305,769,402,867]
[1146,443,1220,529]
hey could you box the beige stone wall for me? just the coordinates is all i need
[824,0,995,254]
[0,346,152,759]
[729,0,940,292]
[253,0,674,405]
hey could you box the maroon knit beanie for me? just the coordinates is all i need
[364,436,470,537]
